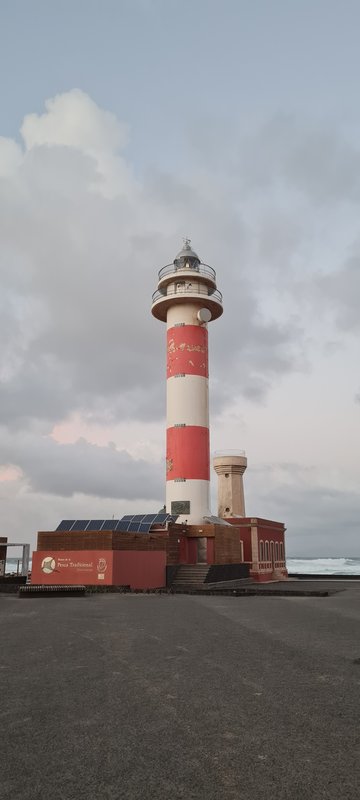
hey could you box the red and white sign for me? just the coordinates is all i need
[31,550,114,585]
[31,549,166,589]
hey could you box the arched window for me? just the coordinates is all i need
[259,540,264,561]
[270,541,275,565]
[280,541,284,560]
[275,542,279,562]
[265,541,269,561]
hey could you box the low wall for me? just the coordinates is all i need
[205,563,249,583]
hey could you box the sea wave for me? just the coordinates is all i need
[287,557,360,575]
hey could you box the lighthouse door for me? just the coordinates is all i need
[197,538,207,564]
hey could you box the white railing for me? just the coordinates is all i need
[158,262,216,282]
[152,286,223,304]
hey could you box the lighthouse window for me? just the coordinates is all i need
[225,473,229,478]
[174,373,185,378]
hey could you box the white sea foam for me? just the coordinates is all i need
[287,557,360,575]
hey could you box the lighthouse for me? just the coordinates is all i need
[152,240,223,524]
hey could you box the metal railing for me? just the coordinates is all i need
[152,286,223,304]
[158,262,216,282]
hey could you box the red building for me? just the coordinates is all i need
[226,517,287,582]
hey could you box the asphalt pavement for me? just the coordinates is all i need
[1,584,360,800]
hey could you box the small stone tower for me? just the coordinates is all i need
[213,451,247,518]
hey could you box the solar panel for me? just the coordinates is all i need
[139,522,151,532]
[102,519,119,529]
[116,512,177,534]
[204,515,233,526]
[72,520,90,531]
[56,520,76,532]
[128,522,140,532]
[87,520,105,531]
[56,513,178,535]
[115,519,132,532]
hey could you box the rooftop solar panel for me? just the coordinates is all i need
[155,514,170,523]
[115,519,132,532]
[72,520,90,531]
[129,522,140,532]
[204,515,233,526]
[139,522,151,532]
[87,520,105,531]
[56,520,76,532]
[55,513,178,535]
[115,512,177,534]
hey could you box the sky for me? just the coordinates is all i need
[1,0,360,557]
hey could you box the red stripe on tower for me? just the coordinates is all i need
[167,325,208,378]
[166,426,210,481]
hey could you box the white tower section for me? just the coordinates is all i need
[152,241,223,524]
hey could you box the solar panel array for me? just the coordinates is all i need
[116,513,175,533]
[55,513,177,534]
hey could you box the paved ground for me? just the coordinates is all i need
[1,584,360,800]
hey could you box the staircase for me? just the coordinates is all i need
[171,565,209,589]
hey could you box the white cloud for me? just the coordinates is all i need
[0,137,23,177]
[1,90,359,553]
[21,88,128,153]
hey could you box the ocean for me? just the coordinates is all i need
[287,557,360,575]
[4,556,360,575]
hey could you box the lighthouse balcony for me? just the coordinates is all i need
[157,262,217,292]
[151,284,223,322]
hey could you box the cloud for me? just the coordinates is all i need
[2,91,359,552]
[0,427,162,500]
[0,137,23,177]
[245,463,360,557]
[317,255,360,332]
[0,90,303,436]
[21,88,128,154]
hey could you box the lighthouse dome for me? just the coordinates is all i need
[174,239,200,269]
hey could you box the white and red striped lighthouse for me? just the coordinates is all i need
[152,240,223,524]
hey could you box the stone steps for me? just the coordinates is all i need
[172,565,209,588]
